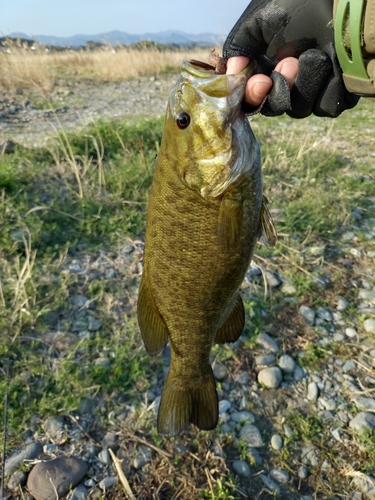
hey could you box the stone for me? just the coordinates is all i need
[299,306,316,326]
[307,382,319,402]
[247,448,262,465]
[101,432,118,448]
[364,319,375,334]
[349,412,375,432]
[213,363,228,380]
[278,354,296,373]
[88,317,102,331]
[259,474,280,494]
[333,333,345,342]
[265,271,282,288]
[343,360,356,373]
[297,465,309,479]
[232,460,251,478]
[98,448,111,466]
[293,366,306,382]
[132,445,152,469]
[43,444,58,454]
[301,444,320,466]
[271,434,283,450]
[281,282,297,295]
[258,367,283,388]
[239,424,264,447]
[70,294,89,308]
[44,416,65,439]
[7,470,27,490]
[317,307,334,322]
[320,398,336,411]
[230,411,255,424]
[5,442,42,475]
[220,424,231,434]
[354,397,375,412]
[256,332,279,353]
[99,477,117,490]
[234,372,250,384]
[255,354,276,366]
[43,331,77,351]
[359,289,375,301]
[219,400,231,413]
[337,297,349,311]
[269,468,289,484]
[27,457,88,500]
[69,485,89,500]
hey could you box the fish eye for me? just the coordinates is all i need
[176,112,191,129]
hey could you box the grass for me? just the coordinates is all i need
[0,76,375,499]
[0,46,211,90]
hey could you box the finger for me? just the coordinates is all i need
[245,75,273,107]
[274,57,299,90]
[226,56,250,75]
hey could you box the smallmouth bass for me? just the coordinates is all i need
[137,59,276,437]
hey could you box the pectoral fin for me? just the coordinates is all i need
[258,195,277,248]
[215,293,245,344]
[137,274,168,355]
[217,193,243,251]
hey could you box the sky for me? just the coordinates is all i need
[1,0,249,37]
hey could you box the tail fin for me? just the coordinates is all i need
[157,369,218,437]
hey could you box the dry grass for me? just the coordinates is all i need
[0,46,212,91]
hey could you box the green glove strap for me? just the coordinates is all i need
[334,0,368,79]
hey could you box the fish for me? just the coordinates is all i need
[137,58,277,437]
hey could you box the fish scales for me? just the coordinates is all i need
[137,59,276,437]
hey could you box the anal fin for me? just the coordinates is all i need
[215,293,245,344]
[258,195,277,248]
[137,274,168,355]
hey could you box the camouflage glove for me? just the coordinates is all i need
[334,0,375,97]
[223,0,360,118]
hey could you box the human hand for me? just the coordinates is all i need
[224,0,360,118]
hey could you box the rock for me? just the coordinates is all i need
[270,468,289,484]
[43,444,58,454]
[220,424,231,434]
[259,474,280,494]
[352,474,375,496]
[364,319,375,334]
[301,444,320,466]
[255,354,276,366]
[43,331,77,351]
[258,367,283,388]
[278,354,296,373]
[337,297,349,311]
[256,332,279,353]
[297,465,309,479]
[234,372,250,384]
[265,271,282,288]
[232,460,251,477]
[317,307,334,322]
[88,316,102,331]
[359,289,375,301]
[45,416,65,439]
[333,333,345,342]
[93,357,111,370]
[98,477,117,490]
[307,382,319,402]
[247,448,262,465]
[320,398,336,411]
[219,400,231,413]
[69,485,89,500]
[354,397,375,412]
[27,457,88,500]
[213,363,228,380]
[281,282,297,295]
[7,470,27,490]
[293,366,306,382]
[101,432,118,448]
[98,448,111,466]
[230,411,255,424]
[345,327,357,338]
[5,442,42,475]
[239,425,264,447]
[349,412,375,432]
[70,294,89,308]
[343,360,356,373]
[299,306,316,326]
[132,445,152,469]
[271,434,283,450]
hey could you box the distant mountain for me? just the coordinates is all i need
[5,30,224,47]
